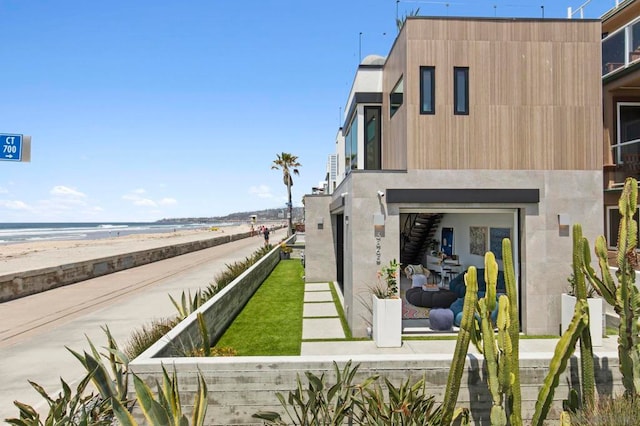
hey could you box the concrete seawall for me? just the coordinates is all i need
[0,231,252,303]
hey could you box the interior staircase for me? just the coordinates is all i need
[400,213,443,265]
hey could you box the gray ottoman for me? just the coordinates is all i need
[430,308,454,331]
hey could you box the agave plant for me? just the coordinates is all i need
[7,326,131,425]
[169,289,206,321]
[6,375,110,426]
[111,365,208,426]
[254,360,463,425]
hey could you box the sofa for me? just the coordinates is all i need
[405,286,458,309]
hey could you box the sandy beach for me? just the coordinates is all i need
[0,223,271,275]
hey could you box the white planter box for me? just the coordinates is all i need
[372,296,402,347]
[561,294,604,347]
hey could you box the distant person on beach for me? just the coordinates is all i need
[263,227,270,246]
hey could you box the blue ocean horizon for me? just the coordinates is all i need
[0,222,238,244]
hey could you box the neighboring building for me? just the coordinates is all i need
[602,0,640,247]
[305,16,603,338]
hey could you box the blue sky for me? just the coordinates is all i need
[0,0,615,222]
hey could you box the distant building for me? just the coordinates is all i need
[601,0,640,247]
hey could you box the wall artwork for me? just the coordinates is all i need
[441,227,454,257]
[490,227,512,260]
[469,226,488,256]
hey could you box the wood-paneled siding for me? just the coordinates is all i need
[382,29,408,170]
[382,18,602,171]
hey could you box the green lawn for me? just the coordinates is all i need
[214,259,305,355]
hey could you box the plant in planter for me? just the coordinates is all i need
[562,270,604,347]
[279,241,292,259]
[371,259,402,347]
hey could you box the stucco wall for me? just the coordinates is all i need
[338,169,603,337]
[302,195,336,283]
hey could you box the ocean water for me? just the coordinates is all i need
[0,222,236,245]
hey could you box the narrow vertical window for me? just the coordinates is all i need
[420,66,435,114]
[364,106,381,170]
[390,76,404,117]
[454,67,469,115]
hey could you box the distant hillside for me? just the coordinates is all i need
[156,207,303,224]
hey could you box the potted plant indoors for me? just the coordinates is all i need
[279,241,293,260]
[561,273,604,346]
[371,259,402,347]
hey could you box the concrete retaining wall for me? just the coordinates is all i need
[130,352,623,425]
[0,232,251,302]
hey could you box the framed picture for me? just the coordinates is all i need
[469,226,487,256]
[490,227,511,260]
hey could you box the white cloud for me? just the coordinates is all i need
[249,185,273,199]
[122,190,176,209]
[134,198,157,207]
[159,198,177,205]
[1,200,31,210]
[50,185,86,197]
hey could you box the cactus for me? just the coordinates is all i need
[441,266,479,425]
[531,224,600,424]
[573,225,596,406]
[583,177,640,397]
[443,244,522,426]
[502,238,522,425]
[468,252,518,426]
[531,299,588,425]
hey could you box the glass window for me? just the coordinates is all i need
[364,106,381,170]
[614,103,640,164]
[390,76,404,117]
[344,114,358,174]
[454,67,469,115]
[420,66,435,114]
[602,30,626,75]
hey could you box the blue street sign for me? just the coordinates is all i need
[0,134,23,162]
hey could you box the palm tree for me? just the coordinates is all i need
[271,153,301,236]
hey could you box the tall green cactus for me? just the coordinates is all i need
[531,224,597,425]
[441,266,479,425]
[469,252,518,426]
[583,177,640,397]
[531,299,589,425]
[502,238,522,425]
[443,244,522,426]
[573,225,595,406]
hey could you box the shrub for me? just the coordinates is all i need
[124,317,178,359]
[570,395,640,425]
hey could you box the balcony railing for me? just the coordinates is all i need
[606,139,640,188]
[602,16,640,77]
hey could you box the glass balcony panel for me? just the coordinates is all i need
[631,21,640,63]
[603,30,626,75]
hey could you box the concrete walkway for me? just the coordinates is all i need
[302,282,345,340]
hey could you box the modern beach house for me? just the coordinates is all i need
[304,16,603,338]
[602,0,640,247]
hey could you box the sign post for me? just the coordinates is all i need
[0,134,31,162]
